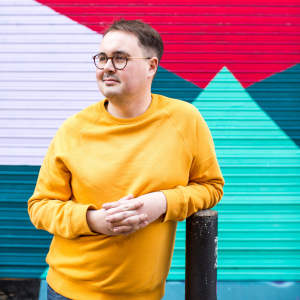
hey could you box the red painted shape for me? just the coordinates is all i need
[36,0,300,88]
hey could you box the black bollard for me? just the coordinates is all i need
[185,209,218,300]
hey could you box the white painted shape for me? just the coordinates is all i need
[0,34,103,43]
[0,0,104,165]
[0,15,78,24]
[0,108,87,117]
[1,5,71,14]
[0,45,100,52]
[0,101,98,106]
[0,0,38,5]
[1,91,102,99]
[0,73,98,80]
[0,63,98,71]
[0,25,97,33]
[0,115,69,126]
[0,81,100,89]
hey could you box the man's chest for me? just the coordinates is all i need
[65,121,192,205]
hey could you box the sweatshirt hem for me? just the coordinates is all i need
[47,266,166,300]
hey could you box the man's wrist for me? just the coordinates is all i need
[86,209,106,234]
[157,191,167,216]
[86,209,98,233]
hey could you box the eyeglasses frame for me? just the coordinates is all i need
[92,54,152,70]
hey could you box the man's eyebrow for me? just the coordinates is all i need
[98,51,131,56]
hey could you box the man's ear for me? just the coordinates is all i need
[148,57,158,80]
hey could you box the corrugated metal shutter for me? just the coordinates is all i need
[0,0,299,281]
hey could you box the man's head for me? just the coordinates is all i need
[95,18,164,102]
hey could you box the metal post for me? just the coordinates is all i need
[185,209,218,300]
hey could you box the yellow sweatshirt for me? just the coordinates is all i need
[28,93,224,300]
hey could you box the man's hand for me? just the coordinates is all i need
[86,195,148,236]
[102,192,167,236]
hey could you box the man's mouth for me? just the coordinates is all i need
[104,79,118,83]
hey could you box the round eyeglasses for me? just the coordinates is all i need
[92,54,151,70]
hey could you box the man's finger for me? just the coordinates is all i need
[102,202,120,210]
[121,221,148,236]
[102,194,134,209]
[107,212,148,224]
[113,225,131,233]
[114,220,148,234]
[106,200,144,216]
[103,197,137,210]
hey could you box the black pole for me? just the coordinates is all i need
[185,209,218,300]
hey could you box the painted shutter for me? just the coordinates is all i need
[0,0,299,281]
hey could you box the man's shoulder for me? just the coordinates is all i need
[59,101,102,134]
[155,94,202,120]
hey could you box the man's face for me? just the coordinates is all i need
[95,30,153,101]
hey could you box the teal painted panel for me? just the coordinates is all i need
[0,165,49,278]
[152,67,202,102]
[246,63,300,147]
[166,67,300,281]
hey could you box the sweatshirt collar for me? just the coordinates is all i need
[100,93,158,124]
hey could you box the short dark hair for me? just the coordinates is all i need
[102,18,164,76]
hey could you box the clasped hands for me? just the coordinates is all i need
[86,192,167,236]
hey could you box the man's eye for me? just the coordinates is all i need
[98,56,107,62]
[115,55,127,61]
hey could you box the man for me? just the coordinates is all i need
[28,18,225,300]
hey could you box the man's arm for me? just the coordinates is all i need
[161,107,225,222]
[28,128,148,238]
[159,108,224,222]
[27,131,102,239]
[159,156,224,222]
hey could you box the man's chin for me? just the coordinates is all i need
[101,88,122,100]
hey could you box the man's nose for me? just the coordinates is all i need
[103,58,115,72]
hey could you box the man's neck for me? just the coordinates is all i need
[104,94,153,119]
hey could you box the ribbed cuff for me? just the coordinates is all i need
[70,204,100,237]
[159,187,185,222]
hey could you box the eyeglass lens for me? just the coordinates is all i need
[94,55,127,70]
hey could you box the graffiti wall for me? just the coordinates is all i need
[0,0,299,287]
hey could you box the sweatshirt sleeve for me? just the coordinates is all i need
[159,108,225,222]
[27,127,100,239]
